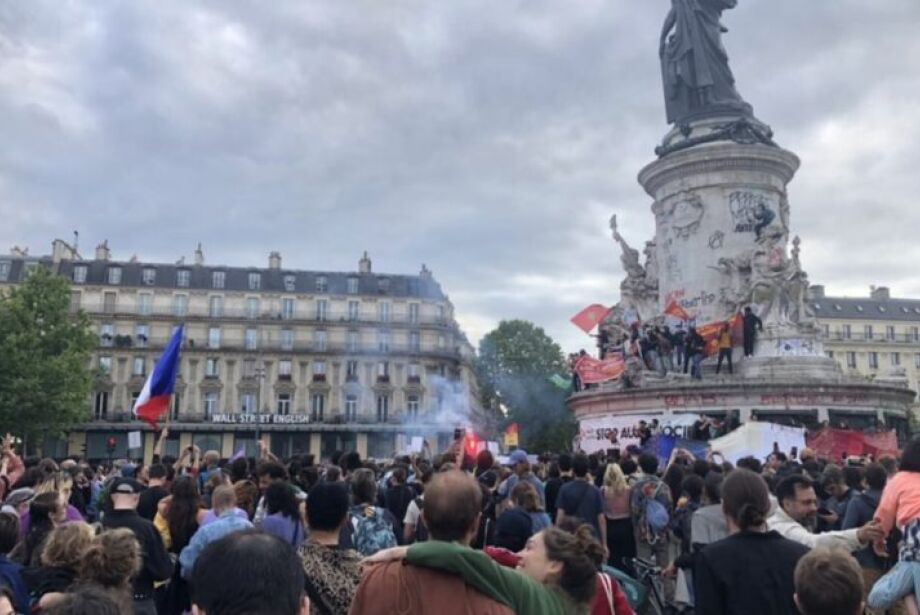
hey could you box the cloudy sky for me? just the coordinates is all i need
[2,1,919,353]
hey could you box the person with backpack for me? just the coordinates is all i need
[629,454,673,594]
[341,469,397,557]
[404,465,434,544]
[383,466,415,545]
[840,463,891,613]
[556,454,607,557]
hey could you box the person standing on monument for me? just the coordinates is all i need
[742,307,763,358]
[715,322,734,375]
[686,327,706,379]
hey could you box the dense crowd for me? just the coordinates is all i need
[0,426,916,614]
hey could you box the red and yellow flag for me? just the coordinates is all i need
[570,304,612,334]
[575,355,627,384]
[664,300,691,321]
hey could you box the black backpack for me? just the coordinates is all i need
[413,496,429,543]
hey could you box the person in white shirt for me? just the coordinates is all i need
[768,474,882,551]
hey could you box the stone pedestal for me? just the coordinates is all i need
[638,141,800,324]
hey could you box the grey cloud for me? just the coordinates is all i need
[1,1,918,353]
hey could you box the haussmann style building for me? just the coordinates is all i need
[0,239,480,461]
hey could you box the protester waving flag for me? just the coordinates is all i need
[570,304,612,334]
[133,325,184,429]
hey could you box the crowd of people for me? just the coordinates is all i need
[0,424,916,614]
[571,306,766,389]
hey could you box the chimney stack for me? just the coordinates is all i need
[269,251,282,270]
[807,285,825,300]
[359,251,372,274]
[420,264,433,280]
[95,240,111,261]
[195,243,205,266]
[871,286,891,300]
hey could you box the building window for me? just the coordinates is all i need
[208,327,221,349]
[73,265,87,284]
[281,328,294,351]
[137,293,152,316]
[100,323,114,347]
[864,324,873,340]
[203,392,219,418]
[842,324,851,340]
[246,298,260,319]
[346,360,359,382]
[103,291,117,314]
[821,324,829,338]
[868,351,879,369]
[311,394,324,421]
[892,352,901,367]
[825,351,834,359]
[316,299,328,322]
[132,357,145,376]
[407,395,420,419]
[915,353,920,369]
[278,393,292,416]
[438,334,446,349]
[348,301,360,321]
[69,291,81,313]
[212,271,225,289]
[313,330,327,352]
[136,324,149,348]
[409,303,419,324]
[313,361,326,378]
[378,302,390,323]
[94,392,109,420]
[887,326,896,341]
[241,393,256,415]
[408,363,421,383]
[205,358,219,378]
[138,268,154,286]
[377,361,389,381]
[378,331,390,352]
[347,330,360,353]
[242,359,256,378]
[99,356,112,373]
[347,277,359,294]
[279,359,292,378]
[345,395,358,422]
[316,276,328,293]
[245,328,258,350]
[912,327,920,342]
[438,305,446,322]
[107,267,122,285]
[174,294,188,317]
[281,298,295,320]
[378,277,390,294]
[409,331,420,352]
[176,269,190,287]
[376,395,389,422]
[0,262,9,282]
[248,272,261,290]
[283,275,296,292]
[209,296,223,318]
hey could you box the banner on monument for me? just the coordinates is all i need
[575,355,626,384]
[577,413,700,454]
[697,313,744,357]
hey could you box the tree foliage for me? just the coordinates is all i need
[0,267,96,451]
[475,320,575,453]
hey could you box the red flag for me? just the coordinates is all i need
[664,300,690,321]
[575,355,626,384]
[570,304,612,334]
[696,313,744,357]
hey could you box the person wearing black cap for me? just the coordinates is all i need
[100,478,172,615]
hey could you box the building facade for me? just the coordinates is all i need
[0,240,479,461]
[813,285,920,407]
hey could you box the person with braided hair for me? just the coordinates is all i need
[693,469,809,614]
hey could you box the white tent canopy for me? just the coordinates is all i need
[708,421,806,464]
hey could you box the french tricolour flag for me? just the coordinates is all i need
[133,325,184,429]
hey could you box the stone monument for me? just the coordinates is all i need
[570,3,914,451]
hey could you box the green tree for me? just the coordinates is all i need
[475,320,576,453]
[0,266,96,453]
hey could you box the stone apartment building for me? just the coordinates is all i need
[0,239,479,461]
[813,284,920,408]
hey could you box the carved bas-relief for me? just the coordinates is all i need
[610,215,659,322]
[664,191,705,239]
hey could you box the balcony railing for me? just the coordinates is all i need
[824,332,920,344]
[79,303,454,328]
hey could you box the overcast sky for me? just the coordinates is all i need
[2,1,919,353]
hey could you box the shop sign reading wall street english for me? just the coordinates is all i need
[210,414,311,425]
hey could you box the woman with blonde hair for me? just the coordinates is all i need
[26,522,95,609]
[602,462,636,573]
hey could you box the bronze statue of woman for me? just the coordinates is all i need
[659,0,753,125]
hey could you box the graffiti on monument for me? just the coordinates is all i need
[708,230,725,250]
[666,288,717,313]
[729,191,776,238]
[667,191,705,239]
